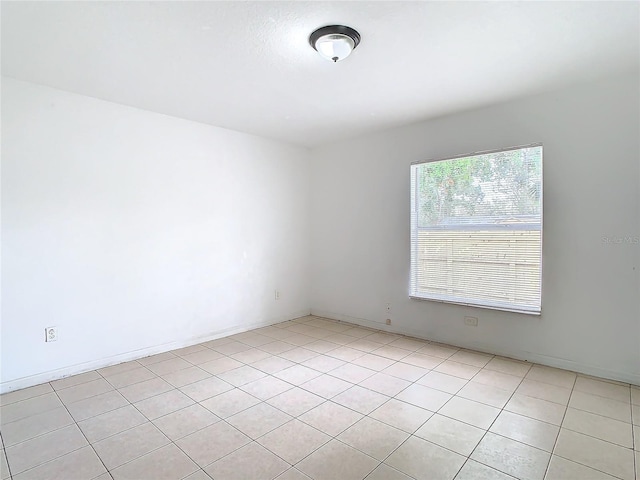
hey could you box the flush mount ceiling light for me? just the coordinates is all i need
[309,25,361,63]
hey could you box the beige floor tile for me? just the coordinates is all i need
[50,371,102,391]
[137,352,176,366]
[472,369,522,392]
[343,327,377,339]
[171,344,207,356]
[545,455,618,480]
[205,442,289,480]
[371,345,411,361]
[388,337,427,351]
[633,403,639,426]
[296,439,379,480]
[199,357,244,375]
[457,381,513,408]
[12,446,106,480]
[0,384,53,407]
[78,404,147,443]
[217,365,267,387]
[152,403,219,441]
[483,357,532,377]
[554,428,634,480]
[97,360,142,378]
[450,350,493,368]
[325,333,359,346]
[369,398,433,433]
[183,470,212,480]
[231,348,272,364]
[110,443,198,480]
[235,334,275,347]
[325,346,366,362]
[569,390,632,423]
[338,417,409,461]
[275,468,313,479]
[634,424,639,449]
[381,362,428,382]
[251,356,296,374]
[300,374,352,398]
[345,338,384,352]
[515,378,572,405]
[1,393,62,424]
[180,349,224,365]
[65,390,129,422]
[176,421,250,467]
[489,410,559,452]
[161,366,211,388]
[1,406,73,447]
[434,360,481,380]
[93,422,169,469]
[200,388,260,418]
[103,367,156,389]
[365,332,401,345]
[1,449,10,480]
[117,377,173,403]
[439,396,500,429]
[416,343,458,360]
[299,401,363,436]
[134,389,194,420]
[505,394,566,425]
[631,387,640,406]
[332,385,389,415]
[359,373,411,397]
[563,407,633,447]
[386,435,466,480]
[258,419,331,464]
[574,376,631,403]
[415,414,485,456]
[471,432,550,480]
[351,353,396,371]
[635,451,639,480]
[278,347,319,363]
[274,365,322,385]
[281,334,316,347]
[240,375,293,400]
[5,424,87,474]
[396,384,452,411]
[266,387,325,417]
[301,354,345,373]
[525,365,576,389]
[179,376,234,402]
[226,403,292,439]
[210,341,253,356]
[145,357,192,376]
[401,353,443,370]
[417,371,467,394]
[366,464,412,480]
[455,460,517,479]
[296,340,336,355]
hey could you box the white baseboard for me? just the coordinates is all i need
[0,309,311,394]
[311,308,640,387]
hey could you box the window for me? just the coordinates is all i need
[410,144,542,314]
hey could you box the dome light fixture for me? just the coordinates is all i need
[309,25,361,63]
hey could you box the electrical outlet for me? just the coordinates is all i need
[45,326,58,342]
[386,319,392,325]
[275,290,280,300]
[464,316,478,327]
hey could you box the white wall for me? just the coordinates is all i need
[1,78,310,392]
[310,73,640,385]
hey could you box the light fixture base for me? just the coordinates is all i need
[309,25,361,62]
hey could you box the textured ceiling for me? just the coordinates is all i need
[2,1,639,147]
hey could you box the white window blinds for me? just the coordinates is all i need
[410,145,543,314]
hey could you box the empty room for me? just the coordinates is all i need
[1,1,639,480]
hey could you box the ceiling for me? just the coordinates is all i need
[2,1,639,148]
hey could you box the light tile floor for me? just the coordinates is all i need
[1,315,638,480]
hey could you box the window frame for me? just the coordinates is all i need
[409,143,543,315]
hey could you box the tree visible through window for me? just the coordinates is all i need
[410,145,542,314]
